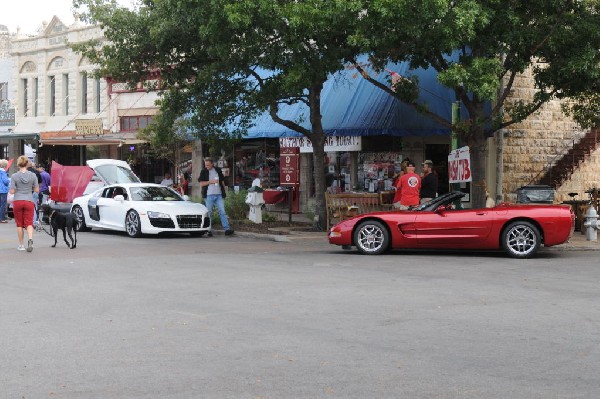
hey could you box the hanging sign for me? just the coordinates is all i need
[75,119,104,136]
[448,146,472,183]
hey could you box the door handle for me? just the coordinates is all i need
[476,212,486,215]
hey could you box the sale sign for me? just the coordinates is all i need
[448,146,472,183]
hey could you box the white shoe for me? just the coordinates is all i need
[17,245,25,251]
[26,239,33,252]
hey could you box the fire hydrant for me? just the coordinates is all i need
[245,186,265,224]
[583,205,600,241]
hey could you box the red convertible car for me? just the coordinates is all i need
[328,191,575,258]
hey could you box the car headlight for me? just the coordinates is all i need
[147,211,171,219]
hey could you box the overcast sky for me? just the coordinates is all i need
[2,0,134,35]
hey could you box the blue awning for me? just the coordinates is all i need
[244,58,456,139]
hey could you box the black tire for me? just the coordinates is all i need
[501,221,541,258]
[72,205,91,232]
[353,220,390,255]
[190,231,207,237]
[125,210,142,238]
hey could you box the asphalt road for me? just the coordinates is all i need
[0,225,599,398]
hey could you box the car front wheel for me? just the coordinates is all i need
[125,210,142,238]
[501,221,541,258]
[72,205,91,232]
[353,220,389,255]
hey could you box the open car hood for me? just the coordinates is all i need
[85,159,140,186]
[50,161,95,203]
[50,159,140,203]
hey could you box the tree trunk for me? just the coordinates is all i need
[307,83,328,230]
[465,125,488,208]
[310,135,327,230]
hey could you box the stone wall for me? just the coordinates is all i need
[501,68,597,203]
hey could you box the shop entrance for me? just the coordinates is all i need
[425,144,450,195]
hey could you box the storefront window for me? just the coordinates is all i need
[233,139,280,189]
[358,152,403,192]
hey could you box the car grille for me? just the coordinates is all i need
[150,218,176,228]
[176,215,206,229]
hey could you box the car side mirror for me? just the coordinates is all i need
[435,205,447,213]
[113,195,125,202]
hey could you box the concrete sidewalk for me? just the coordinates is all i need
[552,231,600,251]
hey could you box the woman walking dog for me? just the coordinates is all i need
[9,155,39,252]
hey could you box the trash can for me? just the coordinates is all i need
[516,185,555,204]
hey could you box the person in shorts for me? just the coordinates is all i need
[9,155,39,252]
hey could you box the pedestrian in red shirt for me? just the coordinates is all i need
[393,160,421,210]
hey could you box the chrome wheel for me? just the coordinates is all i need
[125,210,142,237]
[72,206,90,232]
[502,221,540,258]
[354,220,389,255]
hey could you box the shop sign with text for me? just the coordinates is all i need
[448,146,472,183]
[280,147,299,184]
[75,119,104,136]
[279,136,361,153]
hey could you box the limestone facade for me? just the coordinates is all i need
[499,68,599,203]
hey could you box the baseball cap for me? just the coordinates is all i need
[422,159,433,166]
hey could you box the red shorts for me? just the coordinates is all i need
[12,200,35,228]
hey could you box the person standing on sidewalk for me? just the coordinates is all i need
[9,155,39,252]
[198,157,234,237]
[392,160,421,210]
[419,160,438,204]
[0,159,10,223]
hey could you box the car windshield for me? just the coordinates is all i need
[130,186,183,201]
[413,191,465,211]
[94,165,141,185]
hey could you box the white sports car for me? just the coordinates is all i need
[71,183,211,237]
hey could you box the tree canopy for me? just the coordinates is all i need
[349,0,600,202]
[73,0,600,212]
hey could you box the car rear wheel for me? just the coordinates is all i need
[501,221,541,258]
[354,220,389,255]
[125,210,142,238]
[72,205,91,232]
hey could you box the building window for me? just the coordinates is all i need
[34,78,39,116]
[120,115,153,132]
[49,76,56,116]
[22,78,28,117]
[0,144,7,159]
[81,73,87,114]
[0,82,7,101]
[63,73,69,115]
[95,78,101,113]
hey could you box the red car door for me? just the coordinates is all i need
[412,207,493,248]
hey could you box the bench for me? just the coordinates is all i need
[326,192,390,230]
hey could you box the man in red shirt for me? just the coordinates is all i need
[393,160,421,210]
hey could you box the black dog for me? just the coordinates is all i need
[50,210,78,249]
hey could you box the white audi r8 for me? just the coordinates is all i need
[71,183,211,237]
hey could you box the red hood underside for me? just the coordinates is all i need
[49,161,95,203]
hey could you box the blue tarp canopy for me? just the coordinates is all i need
[244,58,456,139]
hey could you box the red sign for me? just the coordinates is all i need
[280,147,300,184]
[280,147,300,213]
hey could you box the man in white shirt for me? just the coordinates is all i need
[160,172,174,187]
